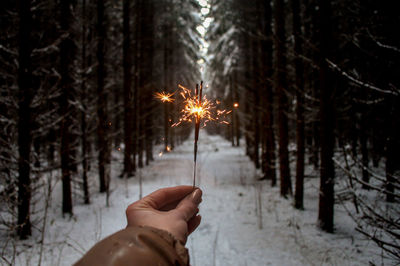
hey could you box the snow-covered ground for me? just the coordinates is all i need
[2,133,381,265]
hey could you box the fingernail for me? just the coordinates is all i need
[191,189,202,204]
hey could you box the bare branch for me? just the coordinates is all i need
[367,29,400,54]
[327,59,400,96]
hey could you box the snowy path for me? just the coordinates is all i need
[10,133,377,265]
[170,134,373,266]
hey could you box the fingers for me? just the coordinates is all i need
[138,186,197,210]
[187,215,202,235]
[175,189,202,221]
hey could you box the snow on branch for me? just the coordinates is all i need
[334,147,400,264]
[0,44,17,56]
[367,29,400,54]
[32,33,69,55]
[327,59,400,96]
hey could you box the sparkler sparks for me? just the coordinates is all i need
[172,83,229,128]
[154,91,175,103]
[173,81,230,187]
[155,81,230,188]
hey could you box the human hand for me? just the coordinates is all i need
[125,186,202,244]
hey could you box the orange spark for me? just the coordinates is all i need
[172,84,229,127]
[155,91,174,103]
[233,102,239,108]
[165,81,231,188]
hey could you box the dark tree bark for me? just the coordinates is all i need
[144,0,154,165]
[385,102,396,202]
[122,0,134,177]
[17,0,33,239]
[360,114,369,189]
[292,0,305,210]
[233,71,240,147]
[243,35,252,158]
[168,19,176,151]
[132,0,140,172]
[137,0,145,169]
[251,38,260,169]
[260,0,276,185]
[163,10,171,151]
[274,0,291,196]
[307,1,320,169]
[96,0,110,193]
[229,75,235,146]
[318,0,335,233]
[81,0,90,204]
[59,0,76,215]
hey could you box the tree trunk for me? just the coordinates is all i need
[163,13,171,151]
[122,0,134,177]
[229,75,235,146]
[385,103,396,202]
[260,0,276,185]
[274,0,291,196]
[233,71,240,147]
[292,0,305,210]
[144,0,154,165]
[59,0,77,215]
[81,0,90,204]
[252,38,260,169]
[17,0,33,239]
[360,115,369,189]
[132,0,140,172]
[318,0,335,233]
[96,0,110,193]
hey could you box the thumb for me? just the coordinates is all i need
[175,189,202,221]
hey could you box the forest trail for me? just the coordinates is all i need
[11,133,375,265]
[123,133,372,266]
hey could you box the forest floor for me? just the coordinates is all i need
[2,133,382,265]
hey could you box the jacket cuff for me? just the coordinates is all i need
[74,225,189,266]
[143,226,189,265]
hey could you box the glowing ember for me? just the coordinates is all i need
[155,81,231,188]
[172,84,229,127]
[170,82,230,187]
[233,102,239,108]
[155,91,174,103]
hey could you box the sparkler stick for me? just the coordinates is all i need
[193,82,203,187]
[156,81,231,187]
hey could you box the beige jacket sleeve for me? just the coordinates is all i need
[74,226,189,266]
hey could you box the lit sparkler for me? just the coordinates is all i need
[155,82,230,187]
[155,91,175,152]
[172,81,230,187]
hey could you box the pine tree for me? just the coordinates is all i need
[122,0,135,177]
[317,0,335,233]
[16,0,33,239]
[96,0,110,193]
[292,0,305,210]
[274,0,292,197]
[59,0,77,215]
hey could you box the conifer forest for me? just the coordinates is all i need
[0,0,399,265]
